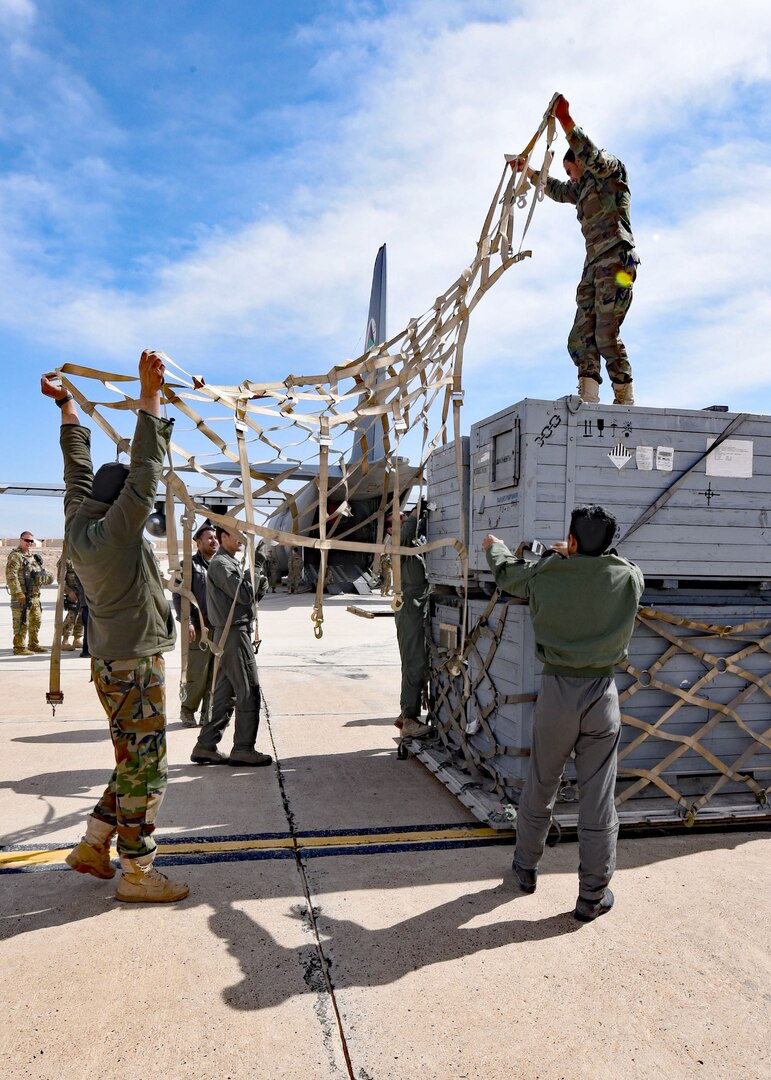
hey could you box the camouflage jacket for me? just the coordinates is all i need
[6,548,53,603]
[534,125,635,266]
[57,556,81,611]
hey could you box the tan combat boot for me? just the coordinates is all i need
[578,376,600,404]
[61,635,74,651]
[400,717,432,738]
[115,854,189,904]
[65,815,116,879]
[612,380,635,405]
[73,636,83,651]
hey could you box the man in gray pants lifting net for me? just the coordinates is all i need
[483,504,643,921]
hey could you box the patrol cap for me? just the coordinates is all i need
[92,462,130,505]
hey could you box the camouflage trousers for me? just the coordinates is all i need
[568,245,638,385]
[11,597,42,649]
[62,608,84,642]
[91,655,168,858]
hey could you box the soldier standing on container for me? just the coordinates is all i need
[173,522,218,726]
[386,508,431,739]
[512,94,639,406]
[6,532,53,655]
[287,546,304,593]
[41,351,188,904]
[483,504,643,921]
[57,555,84,652]
[190,528,272,767]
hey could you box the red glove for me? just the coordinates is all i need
[554,95,572,129]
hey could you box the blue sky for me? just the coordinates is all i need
[1,0,770,537]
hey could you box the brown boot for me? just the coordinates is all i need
[29,644,49,654]
[65,816,116,879]
[13,647,33,656]
[115,855,189,904]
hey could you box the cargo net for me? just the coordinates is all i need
[427,599,771,823]
[53,97,560,639]
[428,594,534,812]
[617,607,771,822]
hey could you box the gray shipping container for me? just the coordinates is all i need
[425,437,470,588]
[425,591,771,828]
[469,397,771,582]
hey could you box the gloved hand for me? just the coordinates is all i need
[33,553,44,566]
[553,94,572,130]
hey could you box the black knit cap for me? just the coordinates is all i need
[91,462,129,505]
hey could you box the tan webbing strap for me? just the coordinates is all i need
[46,543,69,715]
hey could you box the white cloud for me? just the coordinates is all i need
[0,0,770,422]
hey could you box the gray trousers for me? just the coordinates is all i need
[181,637,214,717]
[515,674,621,901]
[198,624,260,753]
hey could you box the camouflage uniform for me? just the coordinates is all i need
[57,556,84,648]
[536,126,638,387]
[91,656,167,857]
[287,550,304,593]
[6,545,53,652]
[379,551,392,596]
[265,549,281,592]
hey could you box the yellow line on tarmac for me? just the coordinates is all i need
[0,825,504,871]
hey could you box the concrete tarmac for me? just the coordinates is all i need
[1,587,769,1080]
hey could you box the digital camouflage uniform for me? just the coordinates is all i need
[535,126,638,387]
[61,412,176,859]
[379,551,392,596]
[6,545,53,651]
[265,549,281,592]
[57,556,84,647]
[394,514,430,720]
[287,550,304,593]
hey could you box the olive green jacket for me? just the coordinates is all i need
[60,412,176,661]
[486,542,643,677]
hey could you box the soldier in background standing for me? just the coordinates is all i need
[6,532,53,655]
[173,522,218,726]
[287,546,304,593]
[378,550,392,596]
[190,528,271,767]
[265,547,281,592]
[57,555,84,652]
[386,508,431,739]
